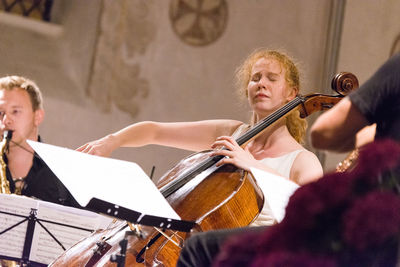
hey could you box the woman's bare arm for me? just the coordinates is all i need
[77,120,244,156]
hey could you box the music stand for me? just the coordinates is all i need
[0,208,93,266]
[0,194,111,266]
[86,198,195,232]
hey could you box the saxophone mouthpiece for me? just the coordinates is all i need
[4,130,13,141]
[3,130,13,153]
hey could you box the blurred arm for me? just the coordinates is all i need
[310,98,369,152]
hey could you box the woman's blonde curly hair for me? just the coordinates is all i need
[235,48,307,144]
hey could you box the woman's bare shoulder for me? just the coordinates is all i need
[213,120,246,136]
[291,149,323,185]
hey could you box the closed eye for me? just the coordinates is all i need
[267,73,279,81]
[251,73,261,82]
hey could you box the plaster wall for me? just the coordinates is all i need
[0,0,332,179]
[11,0,400,181]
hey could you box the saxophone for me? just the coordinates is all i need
[336,149,359,173]
[0,130,17,267]
[0,130,12,194]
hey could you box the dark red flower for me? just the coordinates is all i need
[213,230,263,267]
[250,251,337,267]
[351,139,400,186]
[255,222,294,252]
[342,191,400,251]
[283,180,326,230]
[283,171,353,232]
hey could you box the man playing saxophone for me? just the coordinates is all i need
[0,75,79,207]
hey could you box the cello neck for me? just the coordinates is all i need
[236,96,305,146]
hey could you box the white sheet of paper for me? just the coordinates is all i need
[27,141,180,220]
[250,167,299,222]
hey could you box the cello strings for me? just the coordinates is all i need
[161,96,305,197]
[154,228,183,248]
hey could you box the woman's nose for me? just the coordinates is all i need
[257,77,268,89]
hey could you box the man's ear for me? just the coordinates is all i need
[34,109,45,126]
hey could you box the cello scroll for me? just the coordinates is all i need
[331,71,359,96]
[298,72,359,118]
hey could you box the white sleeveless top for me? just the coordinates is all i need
[230,124,304,226]
[250,149,305,226]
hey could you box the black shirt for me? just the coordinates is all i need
[349,52,400,141]
[4,138,80,208]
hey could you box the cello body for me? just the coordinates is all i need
[50,151,264,266]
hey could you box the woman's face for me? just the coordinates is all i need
[247,57,296,120]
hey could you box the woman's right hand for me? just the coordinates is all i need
[76,134,118,157]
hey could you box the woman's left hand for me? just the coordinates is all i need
[211,136,257,171]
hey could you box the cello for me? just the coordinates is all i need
[50,72,358,267]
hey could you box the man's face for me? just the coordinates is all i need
[0,88,43,145]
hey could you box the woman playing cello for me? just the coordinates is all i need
[77,48,323,265]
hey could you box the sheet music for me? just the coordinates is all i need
[0,194,113,265]
[27,140,180,220]
[0,194,36,259]
[250,167,299,222]
[30,200,112,264]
